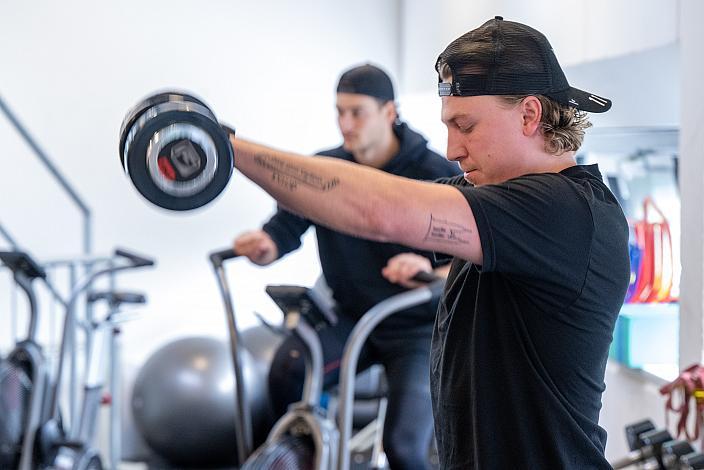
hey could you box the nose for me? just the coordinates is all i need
[338,113,354,134]
[445,128,466,162]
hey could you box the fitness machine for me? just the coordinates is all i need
[0,249,153,469]
[209,249,443,469]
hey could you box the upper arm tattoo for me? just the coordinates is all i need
[424,214,471,245]
[254,153,340,192]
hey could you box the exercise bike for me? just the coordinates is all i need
[0,248,153,469]
[209,248,443,469]
[0,251,52,470]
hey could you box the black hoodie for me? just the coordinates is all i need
[263,122,461,336]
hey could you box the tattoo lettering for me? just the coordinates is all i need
[254,154,340,192]
[271,172,297,191]
[424,214,471,244]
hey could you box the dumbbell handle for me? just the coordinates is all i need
[611,448,655,469]
[221,123,236,138]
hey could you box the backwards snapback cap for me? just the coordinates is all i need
[337,64,395,102]
[435,16,611,113]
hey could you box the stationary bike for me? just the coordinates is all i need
[0,248,153,470]
[209,248,443,469]
[45,248,153,470]
[0,251,52,470]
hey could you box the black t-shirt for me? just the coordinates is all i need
[263,122,461,336]
[431,165,630,469]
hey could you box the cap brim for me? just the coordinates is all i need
[548,87,612,113]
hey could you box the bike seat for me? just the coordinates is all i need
[265,285,338,329]
[0,251,46,280]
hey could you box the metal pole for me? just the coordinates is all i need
[10,274,18,344]
[108,266,121,469]
[209,251,253,465]
[0,95,91,220]
[0,221,20,248]
[68,263,79,434]
[286,313,323,408]
[109,323,121,469]
[1,222,20,345]
[48,270,57,368]
[336,286,439,470]
[0,95,92,256]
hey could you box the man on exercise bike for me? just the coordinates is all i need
[233,63,460,469]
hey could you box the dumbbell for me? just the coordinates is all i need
[680,451,704,470]
[612,427,672,469]
[118,90,235,211]
[626,419,656,451]
[662,440,695,469]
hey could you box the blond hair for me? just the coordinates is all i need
[500,95,591,155]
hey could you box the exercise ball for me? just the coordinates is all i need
[131,329,282,468]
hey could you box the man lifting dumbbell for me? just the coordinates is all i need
[120,17,630,469]
[234,64,460,469]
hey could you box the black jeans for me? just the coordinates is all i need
[268,314,435,470]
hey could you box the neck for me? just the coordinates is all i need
[352,132,400,169]
[519,145,578,176]
[543,151,578,173]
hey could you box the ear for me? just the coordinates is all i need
[520,96,542,137]
[382,101,398,125]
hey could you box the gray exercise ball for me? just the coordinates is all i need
[131,328,282,467]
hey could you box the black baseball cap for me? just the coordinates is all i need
[435,16,611,113]
[336,64,395,102]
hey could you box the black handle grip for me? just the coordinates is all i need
[87,291,147,306]
[411,271,441,283]
[114,248,155,267]
[209,248,239,268]
[411,271,445,299]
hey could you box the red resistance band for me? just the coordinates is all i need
[660,364,704,442]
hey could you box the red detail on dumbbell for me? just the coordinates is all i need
[158,156,177,181]
[101,392,113,405]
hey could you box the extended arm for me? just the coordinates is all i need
[231,136,483,264]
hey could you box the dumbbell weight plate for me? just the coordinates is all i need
[119,92,233,211]
[119,91,212,168]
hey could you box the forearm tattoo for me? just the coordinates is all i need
[424,214,471,244]
[254,153,340,192]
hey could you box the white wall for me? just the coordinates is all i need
[601,363,669,459]
[399,0,678,94]
[679,0,704,368]
[0,0,401,365]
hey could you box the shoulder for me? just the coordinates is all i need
[462,172,596,230]
[484,172,592,202]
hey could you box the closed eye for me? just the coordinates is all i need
[449,116,474,134]
[457,122,474,134]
